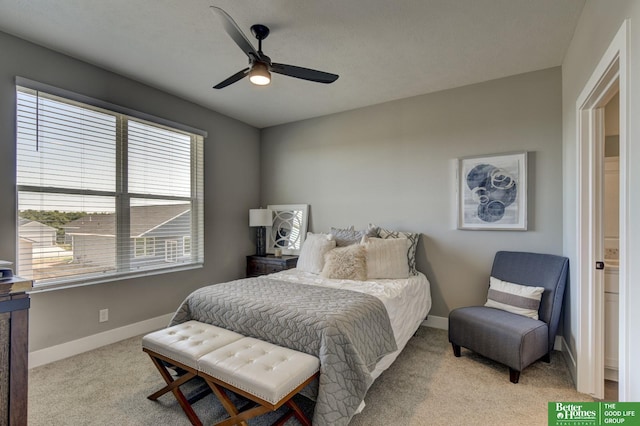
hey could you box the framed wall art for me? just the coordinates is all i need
[266,204,309,254]
[457,152,527,230]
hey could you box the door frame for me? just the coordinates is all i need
[575,20,628,400]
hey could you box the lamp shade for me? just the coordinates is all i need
[249,62,271,86]
[249,209,272,227]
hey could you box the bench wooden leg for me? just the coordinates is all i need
[208,381,251,426]
[206,379,313,426]
[147,367,195,401]
[272,410,294,426]
[214,405,270,426]
[145,351,203,426]
[285,400,312,426]
[271,400,311,426]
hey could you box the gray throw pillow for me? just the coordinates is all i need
[331,225,378,247]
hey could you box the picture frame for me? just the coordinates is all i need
[457,152,527,230]
[266,204,309,254]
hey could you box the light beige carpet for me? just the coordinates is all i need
[28,327,593,425]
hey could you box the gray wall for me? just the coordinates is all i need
[261,67,563,318]
[0,31,260,351]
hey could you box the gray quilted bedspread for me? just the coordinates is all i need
[169,276,397,426]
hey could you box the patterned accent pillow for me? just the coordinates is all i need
[320,244,367,281]
[330,226,358,246]
[484,276,544,320]
[296,232,336,274]
[377,227,420,275]
[331,225,378,247]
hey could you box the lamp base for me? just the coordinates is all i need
[256,226,267,256]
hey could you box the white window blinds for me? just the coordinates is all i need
[16,83,204,289]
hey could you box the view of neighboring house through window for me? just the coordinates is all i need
[15,80,205,289]
[183,236,191,256]
[134,237,156,257]
[165,240,179,263]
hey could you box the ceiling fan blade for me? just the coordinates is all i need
[271,63,339,84]
[213,68,250,89]
[210,6,260,60]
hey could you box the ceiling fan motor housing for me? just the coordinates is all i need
[250,24,270,41]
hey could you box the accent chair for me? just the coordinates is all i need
[448,251,569,383]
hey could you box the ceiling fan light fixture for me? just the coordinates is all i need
[249,62,271,85]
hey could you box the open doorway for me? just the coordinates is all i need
[575,20,628,401]
[603,92,619,401]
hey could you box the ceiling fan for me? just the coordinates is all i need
[210,6,339,89]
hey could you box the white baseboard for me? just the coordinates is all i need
[554,335,563,351]
[29,313,174,369]
[560,336,577,385]
[605,367,619,382]
[422,315,448,330]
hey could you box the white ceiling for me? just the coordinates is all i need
[0,0,585,129]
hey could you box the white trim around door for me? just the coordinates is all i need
[575,20,629,401]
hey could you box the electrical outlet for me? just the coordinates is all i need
[99,308,109,323]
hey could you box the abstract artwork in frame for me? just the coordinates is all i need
[457,152,527,230]
[266,204,309,255]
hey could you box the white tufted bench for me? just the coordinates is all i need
[198,337,320,426]
[142,320,244,426]
[142,321,319,426]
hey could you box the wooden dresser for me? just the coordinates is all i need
[0,276,32,426]
[246,255,298,277]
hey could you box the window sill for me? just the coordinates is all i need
[27,263,203,294]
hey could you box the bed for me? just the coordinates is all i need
[169,230,431,425]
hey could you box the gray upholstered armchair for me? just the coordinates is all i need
[448,251,569,383]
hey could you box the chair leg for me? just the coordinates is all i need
[451,343,461,357]
[542,352,551,363]
[509,368,520,384]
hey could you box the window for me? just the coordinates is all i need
[183,236,192,256]
[134,238,156,258]
[165,240,178,263]
[16,79,205,289]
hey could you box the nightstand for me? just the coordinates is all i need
[246,255,298,277]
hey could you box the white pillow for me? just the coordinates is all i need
[362,237,410,279]
[376,226,420,275]
[484,276,544,320]
[296,232,336,274]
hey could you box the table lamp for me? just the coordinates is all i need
[249,208,272,256]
